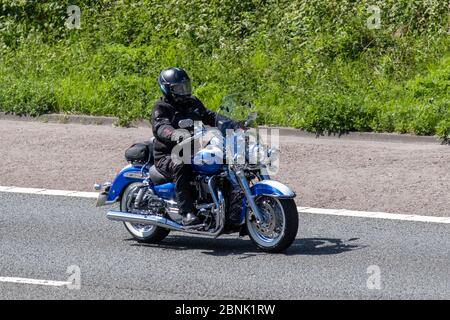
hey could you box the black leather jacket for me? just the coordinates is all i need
[151,96,233,162]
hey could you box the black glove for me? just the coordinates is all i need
[235,121,248,130]
[171,129,191,143]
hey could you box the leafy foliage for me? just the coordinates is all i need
[0,0,449,138]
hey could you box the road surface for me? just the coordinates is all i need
[1,192,449,299]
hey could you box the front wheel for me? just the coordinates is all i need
[121,182,170,243]
[246,196,298,253]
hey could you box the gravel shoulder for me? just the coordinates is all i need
[1,119,449,216]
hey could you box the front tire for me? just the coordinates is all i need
[246,197,298,253]
[121,182,170,243]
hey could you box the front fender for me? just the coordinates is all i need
[239,180,296,223]
[107,164,148,202]
[251,180,296,198]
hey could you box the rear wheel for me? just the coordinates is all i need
[246,196,298,253]
[121,183,170,243]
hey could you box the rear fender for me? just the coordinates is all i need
[106,164,148,203]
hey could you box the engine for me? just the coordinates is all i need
[131,187,166,215]
[194,176,212,203]
[147,196,166,215]
[132,179,217,230]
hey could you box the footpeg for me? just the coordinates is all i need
[182,212,201,226]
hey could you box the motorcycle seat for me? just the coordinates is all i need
[149,165,171,185]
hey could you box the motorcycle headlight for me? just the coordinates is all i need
[248,144,269,165]
[267,147,278,160]
[258,145,269,164]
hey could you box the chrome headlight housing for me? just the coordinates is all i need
[248,143,271,166]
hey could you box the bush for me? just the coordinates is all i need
[0,0,449,139]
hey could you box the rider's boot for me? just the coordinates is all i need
[182,212,201,226]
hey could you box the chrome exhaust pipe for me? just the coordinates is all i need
[107,173,226,237]
[107,210,184,232]
[106,209,225,237]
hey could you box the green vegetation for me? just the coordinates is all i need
[0,0,449,138]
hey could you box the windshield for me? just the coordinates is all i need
[216,94,258,129]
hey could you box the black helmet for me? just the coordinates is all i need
[158,67,192,100]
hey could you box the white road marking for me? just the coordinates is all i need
[66,191,99,198]
[297,207,450,224]
[2,187,46,194]
[0,276,71,287]
[37,189,77,196]
[0,186,98,198]
[0,185,449,224]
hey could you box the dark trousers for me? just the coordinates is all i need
[155,156,195,215]
[155,156,244,225]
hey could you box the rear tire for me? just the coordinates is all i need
[246,197,298,253]
[121,183,170,244]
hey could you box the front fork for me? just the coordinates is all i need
[234,169,265,224]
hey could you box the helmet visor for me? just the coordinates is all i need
[171,81,192,96]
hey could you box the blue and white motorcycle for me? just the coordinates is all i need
[96,96,298,253]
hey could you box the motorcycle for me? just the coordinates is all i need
[95,95,299,253]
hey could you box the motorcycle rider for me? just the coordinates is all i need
[151,67,242,227]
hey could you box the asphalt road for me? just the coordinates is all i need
[0,192,449,300]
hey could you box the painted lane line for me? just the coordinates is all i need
[0,187,98,198]
[0,185,449,224]
[370,212,416,220]
[403,215,450,223]
[297,208,382,218]
[298,207,450,224]
[2,187,46,194]
[37,189,78,196]
[66,191,99,198]
[333,210,382,218]
[0,277,71,287]
[297,207,343,215]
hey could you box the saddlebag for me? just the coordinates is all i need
[125,140,154,164]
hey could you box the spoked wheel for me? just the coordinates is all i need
[246,196,298,253]
[121,182,170,243]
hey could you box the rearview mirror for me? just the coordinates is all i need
[247,112,257,121]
